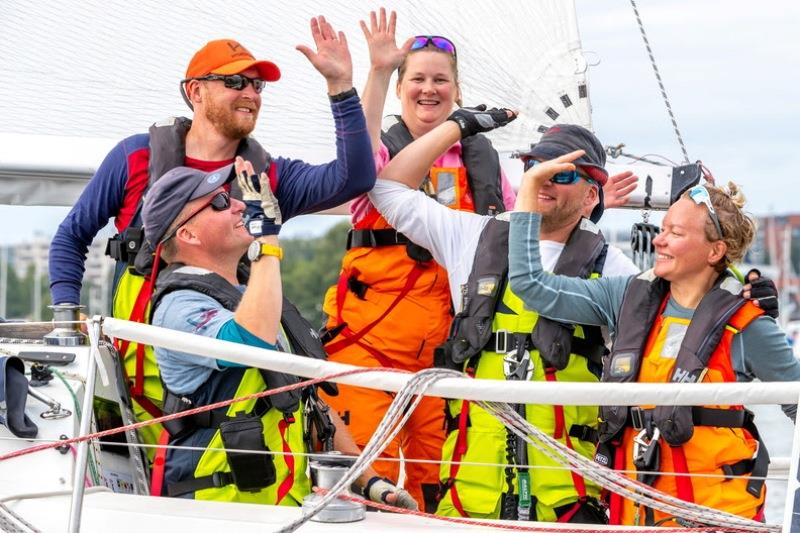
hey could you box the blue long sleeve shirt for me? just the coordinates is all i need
[508,211,800,420]
[49,94,374,305]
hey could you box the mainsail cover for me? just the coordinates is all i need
[0,0,591,206]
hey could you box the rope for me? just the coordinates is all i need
[276,368,459,532]
[629,0,691,163]
[0,435,786,484]
[0,367,398,463]
[478,402,777,532]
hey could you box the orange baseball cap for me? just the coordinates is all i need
[185,39,280,81]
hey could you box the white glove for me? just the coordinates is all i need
[236,165,282,236]
[365,476,419,511]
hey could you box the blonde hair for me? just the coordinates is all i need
[683,181,756,271]
[397,44,462,107]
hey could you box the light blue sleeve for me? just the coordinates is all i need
[733,315,800,421]
[152,290,236,395]
[507,212,631,334]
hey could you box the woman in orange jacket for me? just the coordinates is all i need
[319,9,516,512]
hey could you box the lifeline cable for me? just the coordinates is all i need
[318,488,760,533]
[0,367,398,463]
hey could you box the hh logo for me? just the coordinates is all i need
[227,41,242,52]
[672,367,698,383]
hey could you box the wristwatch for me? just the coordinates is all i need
[247,240,283,262]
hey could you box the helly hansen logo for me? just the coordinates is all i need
[228,41,242,52]
[672,367,698,383]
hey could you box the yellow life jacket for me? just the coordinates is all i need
[436,217,607,522]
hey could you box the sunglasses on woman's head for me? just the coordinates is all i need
[411,36,457,59]
[687,185,724,239]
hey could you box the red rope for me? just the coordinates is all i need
[315,488,760,533]
[0,367,405,463]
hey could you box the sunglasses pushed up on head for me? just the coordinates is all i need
[687,184,725,239]
[410,35,457,59]
[524,159,596,186]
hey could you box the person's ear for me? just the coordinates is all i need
[708,239,728,267]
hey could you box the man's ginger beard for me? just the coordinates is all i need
[540,200,584,234]
[203,92,258,140]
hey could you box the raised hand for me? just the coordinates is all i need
[743,268,780,319]
[447,105,518,139]
[235,156,281,236]
[515,150,585,212]
[360,8,414,72]
[603,170,638,209]
[296,16,353,95]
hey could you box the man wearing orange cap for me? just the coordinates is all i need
[48,18,376,449]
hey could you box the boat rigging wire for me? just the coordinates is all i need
[629,0,691,163]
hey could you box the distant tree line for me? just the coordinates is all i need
[281,220,349,328]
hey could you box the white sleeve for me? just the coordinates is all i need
[368,179,489,273]
[602,245,640,277]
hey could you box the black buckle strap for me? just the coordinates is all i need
[162,388,272,437]
[346,228,410,250]
[105,227,144,262]
[167,470,234,497]
[629,406,750,431]
[568,424,599,444]
[486,330,529,354]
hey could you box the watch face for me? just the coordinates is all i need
[247,240,261,262]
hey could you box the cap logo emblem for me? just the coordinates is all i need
[207,172,222,184]
[227,42,242,52]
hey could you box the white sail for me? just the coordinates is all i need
[0,0,591,205]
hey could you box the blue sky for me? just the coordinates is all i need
[0,0,797,243]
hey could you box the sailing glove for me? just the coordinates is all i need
[745,268,779,319]
[447,104,516,139]
[237,169,282,237]
[364,476,419,511]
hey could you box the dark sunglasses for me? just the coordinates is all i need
[411,35,457,59]
[183,74,266,93]
[161,191,231,243]
[524,159,596,186]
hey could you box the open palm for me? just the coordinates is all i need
[297,16,352,85]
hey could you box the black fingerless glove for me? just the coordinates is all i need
[447,104,516,139]
[746,268,779,319]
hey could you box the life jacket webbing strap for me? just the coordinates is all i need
[556,496,587,523]
[150,429,170,496]
[326,263,426,356]
[446,367,475,519]
[352,338,398,370]
[608,444,625,525]
[116,242,164,417]
[447,399,471,518]
[276,416,296,505]
[544,367,587,499]
[671,445,695,503]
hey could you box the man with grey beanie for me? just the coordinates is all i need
[141,157,417,509]
[366,114,637,523]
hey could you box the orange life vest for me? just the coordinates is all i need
[605,292,767,526]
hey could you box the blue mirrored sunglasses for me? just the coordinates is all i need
[411,35,457,59]
[183,74,266,93]
[524,159,595,186]
[687,185,724,238]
